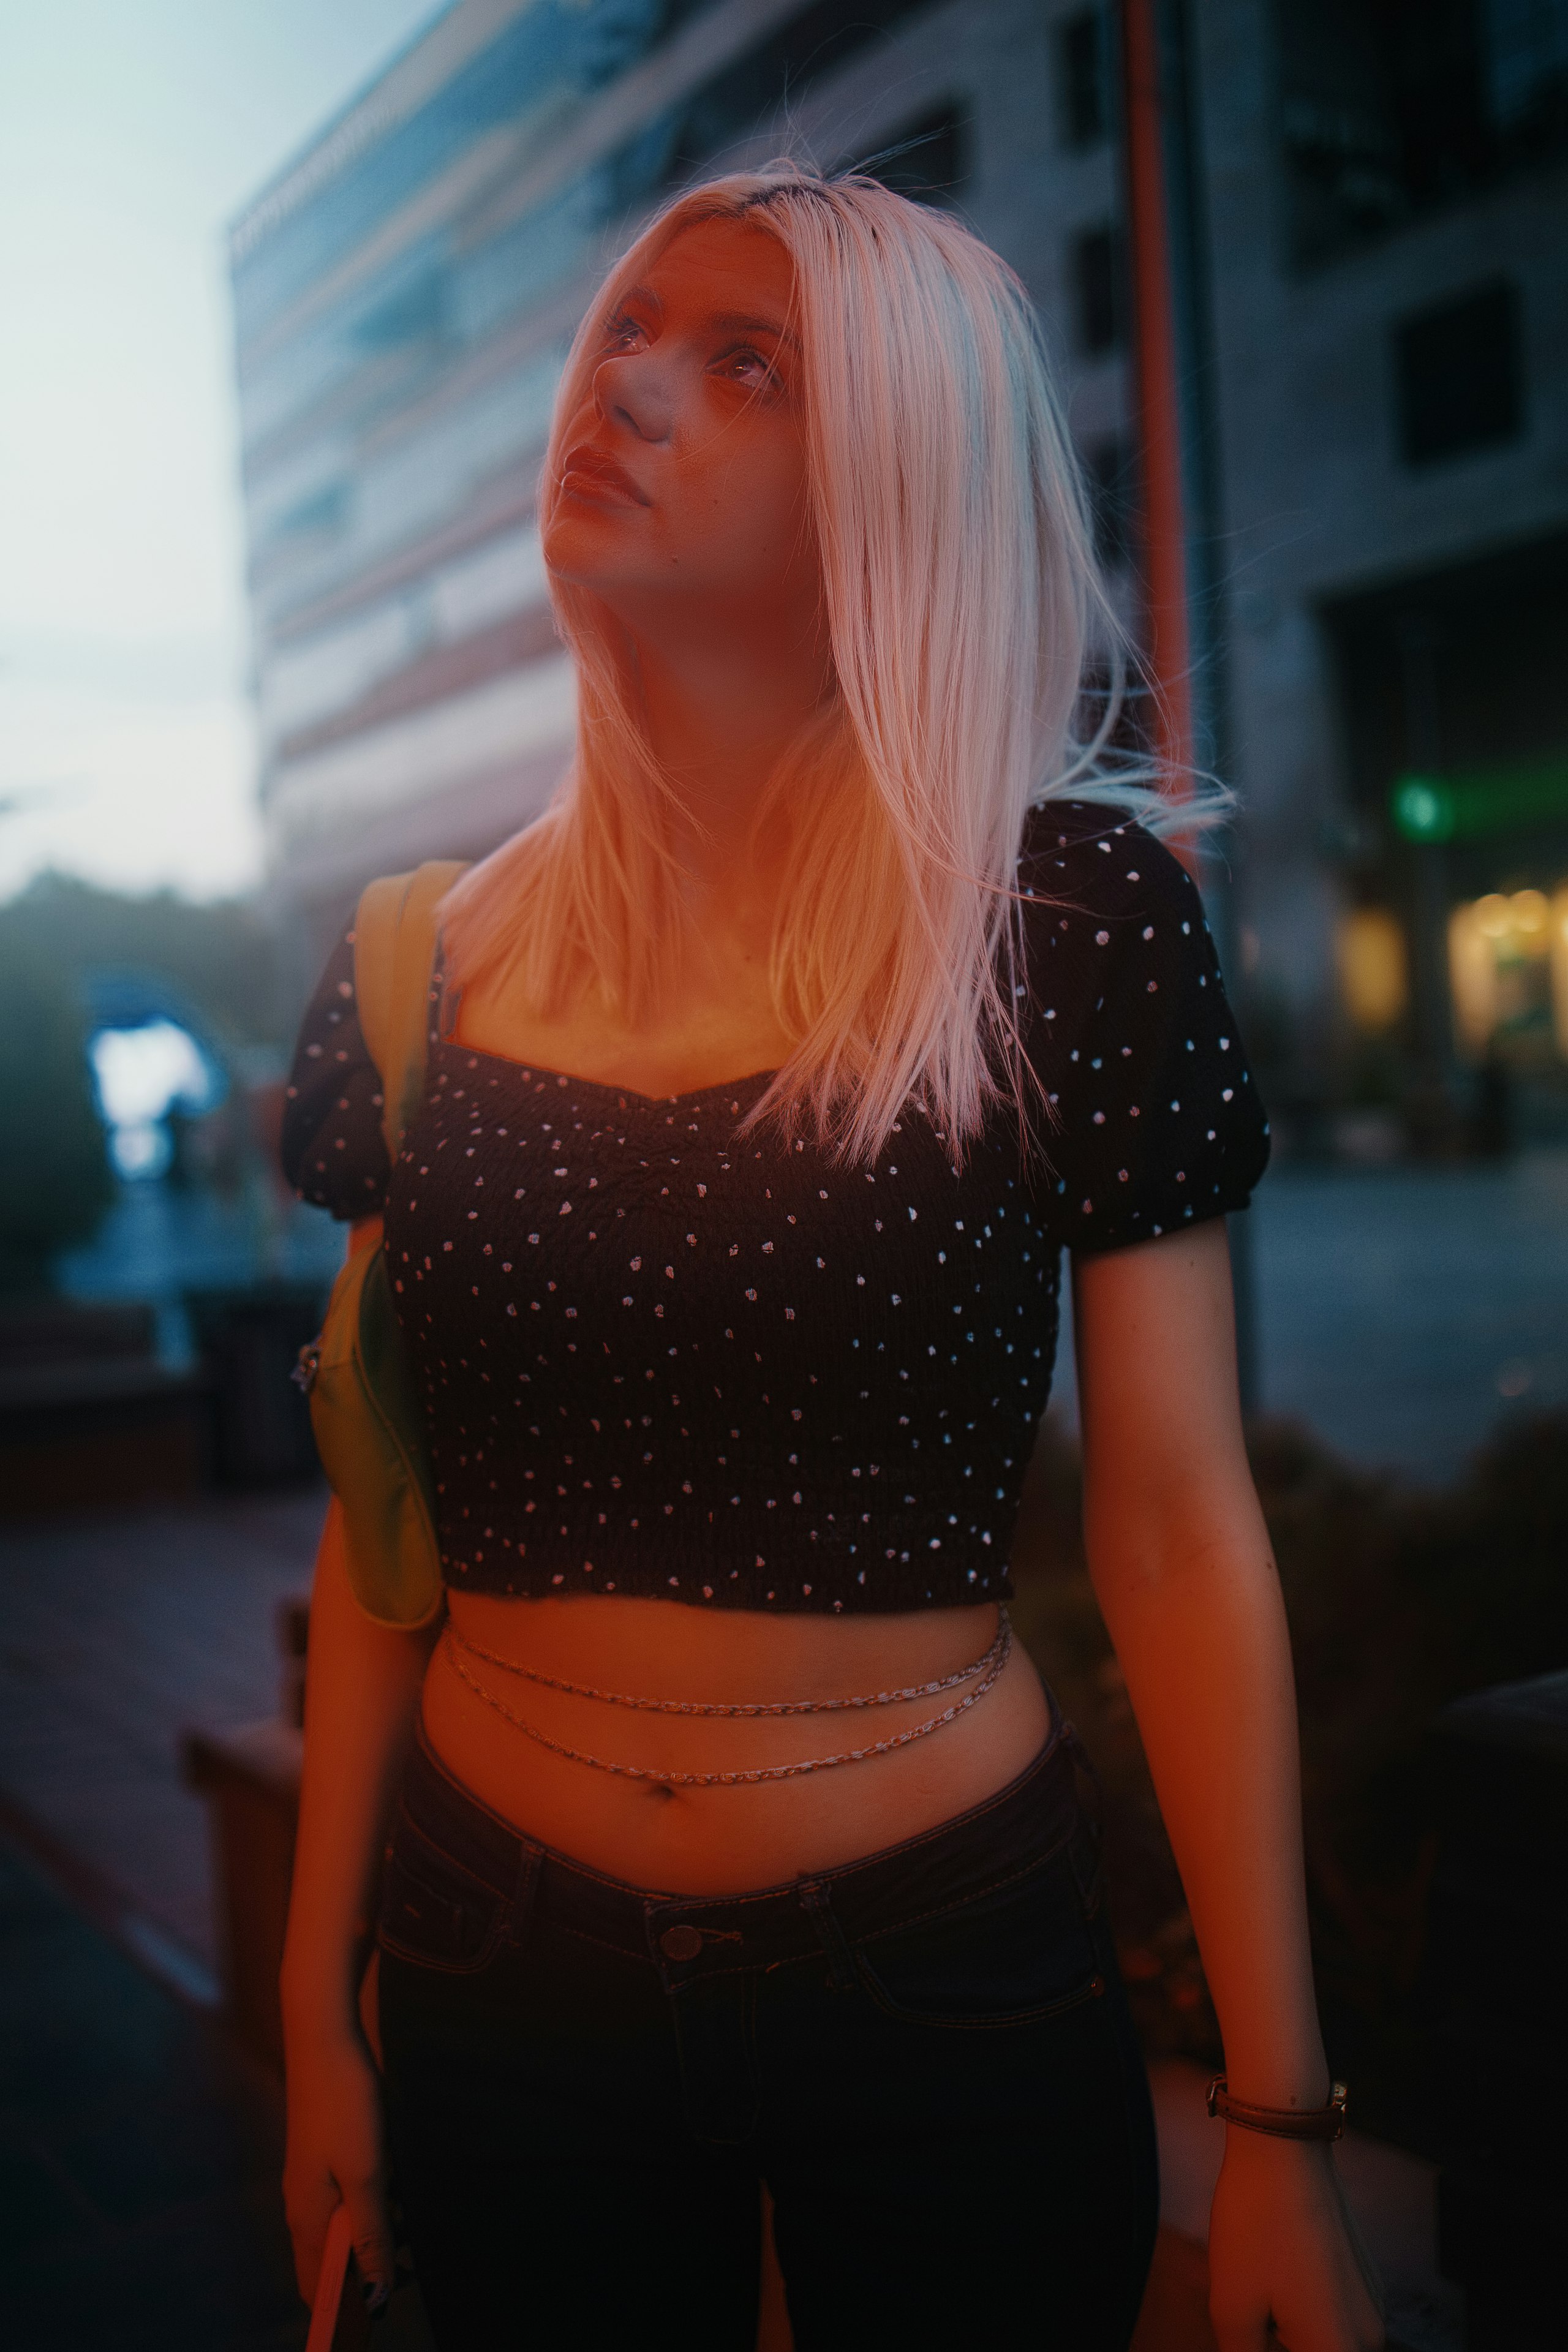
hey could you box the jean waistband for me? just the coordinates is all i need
[396,1693,1097,1983]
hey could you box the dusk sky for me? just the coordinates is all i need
[0,0,442,901]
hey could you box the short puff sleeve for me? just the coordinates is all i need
[279,925,391,1219]
[1019,804,1270,1253]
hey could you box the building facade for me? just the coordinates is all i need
[230,0,1568,1130]
[1201,0,1568,1138]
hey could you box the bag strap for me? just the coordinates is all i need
[353,861,469,1172]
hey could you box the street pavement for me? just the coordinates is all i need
[0,1833,303,2351]
[0,1490,322,1974]
[1250,1146,1568,1480]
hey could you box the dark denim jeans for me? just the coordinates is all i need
[378,1709,1158,2351]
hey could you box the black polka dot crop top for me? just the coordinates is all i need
[282,803,1269,1616]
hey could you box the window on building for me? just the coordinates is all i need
[1277,0,1568,266]
[853,103,971,203]
[1336,907,1410,1034]
[268,481,350,545]
[1449,888,1567,1062]
[1057,9,1112,148]
[353,270,447,350]
[1071,223,1126,356]
[1083,435,1137,568]
[1395,280,1525,466]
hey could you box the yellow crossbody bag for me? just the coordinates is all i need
[300,861,467,1628]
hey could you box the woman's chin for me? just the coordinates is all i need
[542,516,638,594]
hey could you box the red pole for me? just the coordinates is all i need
[1119,0,1195,846]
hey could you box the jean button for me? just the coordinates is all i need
[660,1923,703,1961]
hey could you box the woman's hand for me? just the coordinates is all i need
[1207,2133,1385,2351]
[282,2025,396,2312]
[279,1498,435,2314]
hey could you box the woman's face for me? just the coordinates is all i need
[543,217,821,651]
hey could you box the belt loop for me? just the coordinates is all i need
[505,1842,541,1947]
[799,1879,858,1992]
[1068,1725,1103,1827]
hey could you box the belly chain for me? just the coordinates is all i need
[439,1611,1013,1787]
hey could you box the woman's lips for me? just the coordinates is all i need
[560,448,649,507]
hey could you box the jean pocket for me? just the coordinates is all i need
[377,1815,508,1974]
[854,1853,1106,2030]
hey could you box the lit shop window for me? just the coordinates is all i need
[1335,907,1408,1033]
[1447,888,1568,1060]
[90,1020,217,1178]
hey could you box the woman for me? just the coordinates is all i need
[280,165,1381,2351]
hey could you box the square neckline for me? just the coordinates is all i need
[434,1034,782,1111]
[432,952,782,1111]
[423,799,1126,1118]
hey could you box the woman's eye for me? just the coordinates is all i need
[602,314,645,353]
[717,344,777,385]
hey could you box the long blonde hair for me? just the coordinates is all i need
[443,161,1174,1164]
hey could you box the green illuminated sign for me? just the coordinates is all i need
[1390,758,1568,844]
[1393,776,1452,840]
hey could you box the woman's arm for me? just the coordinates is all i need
[281,1221,442,2311]
[1072,1219,1381,2352]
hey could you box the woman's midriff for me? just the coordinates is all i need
[420,1589,1052,1894]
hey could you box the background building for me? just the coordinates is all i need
[230,0,1568,1136]
[1205,0,1568,1142]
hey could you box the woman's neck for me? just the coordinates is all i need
[632,611,832,897]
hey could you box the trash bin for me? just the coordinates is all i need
[1424,1670,1568,2350]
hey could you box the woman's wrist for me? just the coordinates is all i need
[1216,2071,1334,2112]
[280,1942,373,2049]
[1213,2034,1332,2115]
[281,1987,362,2050]
[1208,2069,1347,2150]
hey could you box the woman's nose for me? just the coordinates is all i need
[593,353,673,444]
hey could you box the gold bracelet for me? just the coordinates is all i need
[1206,2076,1349,2141]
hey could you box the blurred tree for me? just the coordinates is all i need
[0,872,287,1050]
[0,933,114,1294]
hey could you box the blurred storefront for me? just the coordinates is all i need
[229,0,1568,1127]
[1322,524,1568,1140]
[1450,887,1568,1062]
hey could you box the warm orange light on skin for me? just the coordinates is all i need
[456,216,835,1101]
[544,219,832,861]
[546,228,816,617]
